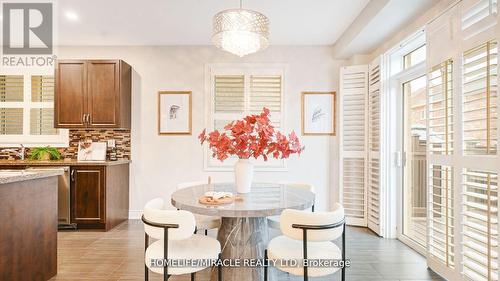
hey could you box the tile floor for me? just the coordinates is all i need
[50,220,444,281]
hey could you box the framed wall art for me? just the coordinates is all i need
[301,91,336,136]
[158,91,192,135]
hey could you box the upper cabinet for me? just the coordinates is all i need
[55,59,131,129]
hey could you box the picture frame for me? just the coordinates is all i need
[158,91,192,135]
[301,91,336,136]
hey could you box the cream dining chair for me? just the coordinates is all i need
[176,178,222,235]
[142,198,222,281]
[267,182,315,230]
[264,203,346,281]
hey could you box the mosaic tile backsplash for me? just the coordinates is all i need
[0,129,131,160]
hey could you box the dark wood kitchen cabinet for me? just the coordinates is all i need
[70,166,105,226]
[70,163,129,230]
[55,59,131,129]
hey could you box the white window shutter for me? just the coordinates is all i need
[428,60,454,155]
[462,40,498,155]
[367,58,382,235]
[426,60,457,277]
[428,165,455,269]
[462,169,499,281]
[214,75,245,114]
[461,0,497,41]
[339,65,368,226]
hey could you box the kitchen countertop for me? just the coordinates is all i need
[0,159,130,167]
[0,169,64,184]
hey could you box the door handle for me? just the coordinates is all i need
[82,114,86,125]
[87,114,91,125]
[70,169,75,182]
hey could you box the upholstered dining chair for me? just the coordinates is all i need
[142,198,222,281]
[268,182,315,230]
[264,203,346,281]
[177,178,222,235]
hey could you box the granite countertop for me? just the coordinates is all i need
[0,169,64,184]
[0,159,130,167]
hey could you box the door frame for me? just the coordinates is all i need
[393,61,428,256]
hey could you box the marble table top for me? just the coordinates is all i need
[171,182,315,218]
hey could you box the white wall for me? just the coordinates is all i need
[58,46,345,215]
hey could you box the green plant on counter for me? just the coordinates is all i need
[29,146,62,161]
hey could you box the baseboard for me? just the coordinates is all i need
[129,209,142,219]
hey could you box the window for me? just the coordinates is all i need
[403,45,426,70]
[206,64,285,170]
[0,74,68,147]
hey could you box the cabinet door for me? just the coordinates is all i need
[70,166,105,226]
[87,60,120,128]
[55,60,87,128]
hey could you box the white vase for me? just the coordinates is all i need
[234,158,254,193]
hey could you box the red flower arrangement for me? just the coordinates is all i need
[199,108,304,161]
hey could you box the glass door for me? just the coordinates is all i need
[402,75,427,251]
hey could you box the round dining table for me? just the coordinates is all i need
[171,182,315,281]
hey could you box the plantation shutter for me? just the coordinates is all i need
[462,40,498,155]
[461,0,498,40]
[0,108,23,135]
[462,169,498,281]
[426,60,457,277]
[214,75,245,114]
[460,39,499,281]
[429,165,455,269]
[339,65,368,226]
[249,75,282,128]
[0,75,23,102]
[208,67,285,169]
[367,58,382,235]
[249,75,281,113]
[0,75,24,135]
[30,76,57,135]
[428,60,454,155]
[31,75,54,102]
[425,1,500,280]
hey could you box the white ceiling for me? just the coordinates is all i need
[344,0,436,57]
[57,0,370,46]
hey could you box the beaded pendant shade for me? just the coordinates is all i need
[212,4,269,57]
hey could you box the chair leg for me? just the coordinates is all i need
[191,272,195,281]
[264,249,268,281]
[218,253,222,281]
[302,229,308,281]
[144,233,149,281]
[341,223,346,281]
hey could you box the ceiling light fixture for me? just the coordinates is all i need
[212,0,269,57]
